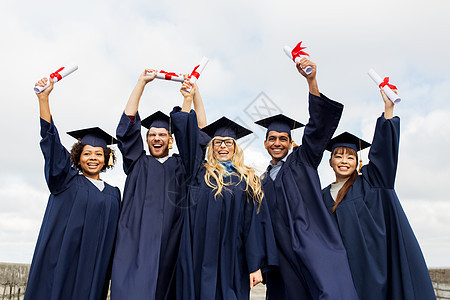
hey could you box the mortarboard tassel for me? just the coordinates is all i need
[292,140,299,148]
[108,151,114,166]
[168,118,173,149]
[108,136,114,166]
[358,139,363,173]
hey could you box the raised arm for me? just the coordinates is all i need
[363,88,399,188]
[291,59,343,168]
[35,77,76,193]
[170,107,204,180]
[381,88,395,119]
[193,84,207,128]
[124,69,157,116]
[297,57,319,97]
[180,81,207,128]
[180,81,194,113]
[35,77,54,123]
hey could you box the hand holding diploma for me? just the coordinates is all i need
[146,57,209,87]
[283,41,312,75]
[34,65,78,93]
[368,68,401,104]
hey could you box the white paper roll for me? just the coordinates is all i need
[189,57,209,84]
[34,65,78,93]
[367,68,401,104]
[283,45,312,75]
[147,70,186,82]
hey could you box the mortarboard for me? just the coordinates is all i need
[326,132,371,153]
[67,127,117,148]
[255,114,304,135]
[202,117,252,140]
[141,111,171,132]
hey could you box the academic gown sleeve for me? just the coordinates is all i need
[246,194,279,275]
[116,111,146,175]
[40,118,78,194]
[170,107,203,300]
[292,93,343,167]
[362,113,399,188]
[170,106,208,182]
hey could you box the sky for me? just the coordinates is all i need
[1,0,449,267]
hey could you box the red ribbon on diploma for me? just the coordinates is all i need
[190,65,200,80]
[160,70,181,80]
[50,67,65,81]
[291,41,309,61]
[379,77,397,90]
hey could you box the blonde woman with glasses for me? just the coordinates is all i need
[171,81,278,300]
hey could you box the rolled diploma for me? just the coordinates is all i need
[34,65,78,93]
[367,68,401,104]
[147,70,186,82]
[283,46,312,75]
[189,57,209,84]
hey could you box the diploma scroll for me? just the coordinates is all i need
[147,70,186,82]
[283,42,312,75]
[147,57,209,92]
[34,65,78,93]
[189,57,209,84]
[367,69,401,104]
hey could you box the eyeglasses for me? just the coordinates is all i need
[213,138,234,147]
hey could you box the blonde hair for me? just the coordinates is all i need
[203,139,264,209]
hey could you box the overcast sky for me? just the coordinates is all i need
[1,0,449,267]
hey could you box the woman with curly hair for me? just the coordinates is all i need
[171,81,278,300]
[321,89,435,300]
[25,77,121,300]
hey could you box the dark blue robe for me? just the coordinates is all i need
[171,108,278,300]
[322,114,435,300]
[25,119,121,300]
[111,112,187,300]
[262,93,358,300]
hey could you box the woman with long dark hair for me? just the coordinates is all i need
[322,89,435,300]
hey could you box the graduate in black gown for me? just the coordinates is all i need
[322,88,436,300]
[172,81,278,300]
[255,58,358,300]
[25,77,121,300]
[110,69,207,300]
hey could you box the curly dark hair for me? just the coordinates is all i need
[70,141,116,173]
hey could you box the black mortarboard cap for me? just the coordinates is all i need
[67,127,117,148]
[326,131,371,153]
[254,114,304,135]
[201,116,252,140]
[141,111,170,132]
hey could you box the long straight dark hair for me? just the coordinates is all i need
[331,146,359,213]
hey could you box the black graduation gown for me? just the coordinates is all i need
[322,114,435,300]
[171,107,278,300]
[262,93,358,300]
[111,112,186,300]
[25,119,121,300]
